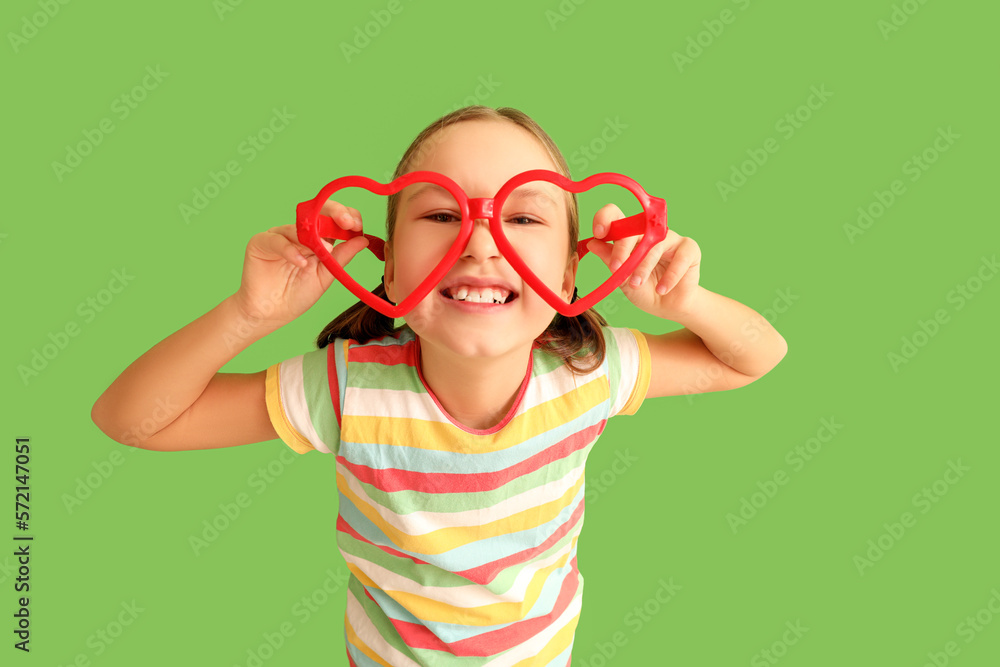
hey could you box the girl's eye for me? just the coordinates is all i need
[506,216,538,225]
[424,212,460,223]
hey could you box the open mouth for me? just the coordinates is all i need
[439,286,519,305]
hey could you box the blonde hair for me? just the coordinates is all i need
[316,105,608,374]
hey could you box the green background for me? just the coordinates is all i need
[5,0,998,664]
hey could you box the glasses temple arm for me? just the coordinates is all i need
[576,211,647,259]
[315,214,387,262]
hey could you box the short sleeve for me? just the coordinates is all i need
[264,344,343,455]
[603,326,652,418]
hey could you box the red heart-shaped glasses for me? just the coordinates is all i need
[296,169,667,318]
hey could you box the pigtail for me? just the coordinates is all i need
[316,280,401,349]
[536,289,609,375]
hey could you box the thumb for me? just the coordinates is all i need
[328,235,370,268]
[585,238,614,269]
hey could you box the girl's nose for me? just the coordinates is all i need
[462,218,501,260]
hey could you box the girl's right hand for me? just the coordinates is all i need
[232,201,370,328]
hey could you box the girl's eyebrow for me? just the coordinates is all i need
[506,187,558,208]
[403,183,452,205]
[403,184,559,208]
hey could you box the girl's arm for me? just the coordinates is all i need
[92,209,369,451]
[586,221,787,399]
[91,295,279,451]
[644,286,788,398]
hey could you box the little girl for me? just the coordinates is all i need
[92,106,787,665]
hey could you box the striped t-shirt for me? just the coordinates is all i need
[264,324,651,666]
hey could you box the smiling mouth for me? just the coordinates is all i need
[439,287,519,305]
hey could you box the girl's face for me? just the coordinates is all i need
[384,119,578,360]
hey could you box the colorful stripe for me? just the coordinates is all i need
[266,325,650,664]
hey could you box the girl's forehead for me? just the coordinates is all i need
[408,120,559,181]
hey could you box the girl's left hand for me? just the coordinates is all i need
[585,204,702,319]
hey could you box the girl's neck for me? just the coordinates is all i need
[415,335,533,431]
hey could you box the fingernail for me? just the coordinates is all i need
[630,275,642,287]
[657,284,668,295]
[594,224,605,237]
[610,260,622,272]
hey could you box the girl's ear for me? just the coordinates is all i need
[383,242,395,303]
[561,251,579,302]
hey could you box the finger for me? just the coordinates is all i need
[655,240,695,294]
[609,234,637,275]
[327,234,370,269]
[319,200,363,231]
[270,225,320,261]
[253,230,310,267]
[586,232,636,279]
[637,237,680,286]
[344,206,363,230]
[594,202,637,273]
[273,221,356,268]
[628,239,670,288]
[592,203,625,239]
[585,237,614,268]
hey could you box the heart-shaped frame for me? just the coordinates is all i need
[296,170,667,319]
[296,171,473,319]
[491,169,667,317]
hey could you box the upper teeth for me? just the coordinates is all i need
[448,286,511,304]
